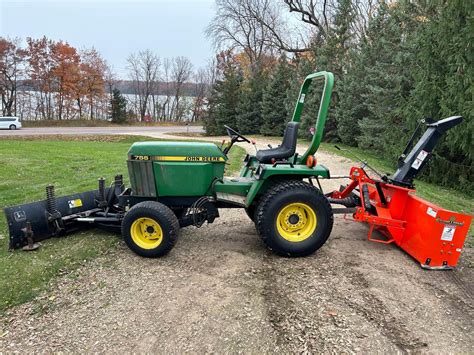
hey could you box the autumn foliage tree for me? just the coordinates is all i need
[79,48,107,119]
[0,37,26,116]
[23,37,109,120]
[26,36,55,119]
[50,41,80,120]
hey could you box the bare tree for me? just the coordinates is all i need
[351,0,381,41]
[161,58,172,120]
[170,56,193,121]
[191,68,210,122]
[206,0,278,63]
[104,64,116,119]
[207,0,378,56]
[127,50,160,121]
[206,56,219,87]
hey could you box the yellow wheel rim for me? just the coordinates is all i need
[276,202,317,242]
[130,217,163,250]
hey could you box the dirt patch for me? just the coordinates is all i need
[1,137,472,352]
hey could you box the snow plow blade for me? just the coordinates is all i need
[4,176,125,250]
[5,189,100,250]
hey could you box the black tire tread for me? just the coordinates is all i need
[121,201,179,257]
[255,179,333,256]
[245,201,258,222]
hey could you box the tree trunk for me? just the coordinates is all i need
[77,98,82,118]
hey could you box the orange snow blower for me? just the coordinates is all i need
[328,116,472,269]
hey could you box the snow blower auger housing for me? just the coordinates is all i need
[4,71,472,268]
[327,116,472,269]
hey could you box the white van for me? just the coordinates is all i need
[0,117,22,129]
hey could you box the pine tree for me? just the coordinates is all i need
[110,88,127,123]
[286,57,319,139]
[335,52,369,145]
[354,3,416,156]
[236,64,268,134]
[405,0,473,190]
[204,61,242,135]
[315,0,354,142]
[260,54,291,136]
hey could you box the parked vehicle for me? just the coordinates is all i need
[0,117,22,130]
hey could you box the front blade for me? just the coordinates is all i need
[4,190,99,249]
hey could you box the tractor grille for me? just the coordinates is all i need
[127,160,157,197]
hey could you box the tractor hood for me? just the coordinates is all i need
[128,141,227,162]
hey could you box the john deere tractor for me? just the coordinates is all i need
[5,72,335,257]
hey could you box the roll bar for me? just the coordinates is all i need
[290,71,334,163]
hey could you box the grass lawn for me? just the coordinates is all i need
[0,135,245,312]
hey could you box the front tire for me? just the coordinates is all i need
[9,124,16,130]
[256,180,333,257]
[122,201,179,257]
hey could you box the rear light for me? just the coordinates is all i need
[306,155,317,168]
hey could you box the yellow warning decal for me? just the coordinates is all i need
[68,199,83,208]
[153,156,226,162]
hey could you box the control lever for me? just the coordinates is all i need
[251,139,258,154]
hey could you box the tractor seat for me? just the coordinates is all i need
[256,122,299,163]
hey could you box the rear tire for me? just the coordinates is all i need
[9,124,16,130]
[256,180,333,257]
[245,203,257,222]
[122,201,179,257]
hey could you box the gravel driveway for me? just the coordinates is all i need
[1,133,472,353]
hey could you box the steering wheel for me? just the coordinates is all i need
[224,125,251,143]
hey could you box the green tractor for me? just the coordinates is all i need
[5,71,335,257]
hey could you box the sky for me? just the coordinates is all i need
[0,0,216,79]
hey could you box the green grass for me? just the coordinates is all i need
[0,136,244,312]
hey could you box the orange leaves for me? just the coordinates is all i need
[80,48,107,99]
[25,36,108,119]
[50,41,80,99]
